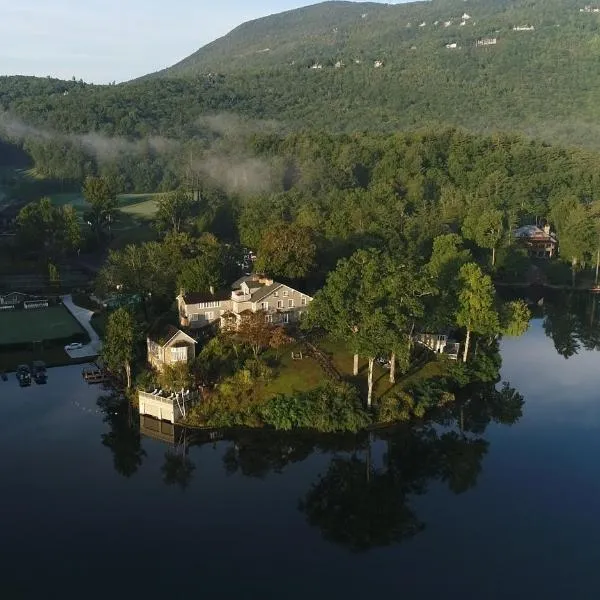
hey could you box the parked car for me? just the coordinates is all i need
[65,342,83,351]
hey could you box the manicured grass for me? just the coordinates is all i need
[0,304,87,345]
[259,336,446,403]
[261,343,328,398]
[118,194,161,219]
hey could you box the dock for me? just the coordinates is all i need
[82,367,109,384]
[138,389,198,424]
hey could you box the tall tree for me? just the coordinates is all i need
[254,221,317,279]
[462,207,504,267]
[155,189,194,234]
[102,308,136,388]
[16,197,81,258]
[456,263,500,362]
[307,249,384,380]
[83,175,118,241]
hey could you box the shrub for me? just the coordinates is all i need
[260,381,370,433]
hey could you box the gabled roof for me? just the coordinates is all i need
[180,290,230,304]
[251,283,283,303]
[148,323,196,347]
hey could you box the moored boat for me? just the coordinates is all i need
[16,365,31,387]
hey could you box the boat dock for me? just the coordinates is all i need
[82,367,109,384]
[138,389,198,424]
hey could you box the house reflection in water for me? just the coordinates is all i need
[139,414,183,446]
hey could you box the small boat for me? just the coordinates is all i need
[32,361,47,384]
[16,364,31,387]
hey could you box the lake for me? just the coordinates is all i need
[2,307,600,599]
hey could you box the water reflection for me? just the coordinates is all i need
[97,395,146,477]
[97,367,524,552]
[513,289,600,358]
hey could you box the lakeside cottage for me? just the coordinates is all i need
[513,224,558,259]
[177,274,313,330]
[146,324,196,371]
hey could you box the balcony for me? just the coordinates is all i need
[232,290,251,302]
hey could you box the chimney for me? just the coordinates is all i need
[543,223,550,236]
[209,285,214,295]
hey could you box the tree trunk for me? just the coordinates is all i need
[462,329,471,363]
[572,257,577,288]
[367,357,374,407]
[595,247,599,286]
[389,351,396,384]
[492,246,496,267]
[125,361,132,389]
[353,354,359,376]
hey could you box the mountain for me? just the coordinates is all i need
[3,0,600,148]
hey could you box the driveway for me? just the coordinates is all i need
[61,294,103,359]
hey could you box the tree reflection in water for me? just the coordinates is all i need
[97,394,146,477]
[300,379,524,552]
[96,358,524,552]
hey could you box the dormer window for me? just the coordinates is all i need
[274,291,279,297]
[283,290,289,297]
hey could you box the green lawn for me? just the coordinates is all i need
[0,304,87,345]
[260,336,446,403]
[261,343,328,397]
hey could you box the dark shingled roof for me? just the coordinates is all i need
[148,323,195,346]
[182,290,230,304]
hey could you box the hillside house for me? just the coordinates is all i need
[374,60,384,68]
[513,25,535,31]
[146,324,196,372]
[178,274,313,330]
[476,37,498,47]
[446,42,458,49]
[514,224,558,258]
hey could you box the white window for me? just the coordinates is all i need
[283,290,289,297]
[190,313,199,321]
[206,311,215,321]
[171,347,187,361]
[201,301,221,309]
[283,313,289,324]
[301,297,307,306]
[274,291,279,297]
[277,300,283,309]
[265,314,273,323]
[288,299,294,308]
[261,302,269,311]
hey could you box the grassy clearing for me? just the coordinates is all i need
[259,336,446,404]
[0,304,86,345]
[261,342,327,397]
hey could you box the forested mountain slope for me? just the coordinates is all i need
[1,0,600,163]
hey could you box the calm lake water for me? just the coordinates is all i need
[2,308,600,599]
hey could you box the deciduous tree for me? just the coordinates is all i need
[456,263,500,362]
[102,308,136,388]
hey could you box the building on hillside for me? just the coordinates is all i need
[177,274,313,330]
[476,37,498,47]
[146,324,196,371]
[446,42,458,49]
[513,25,535,31]
[513,224,558,258]
[374,60,384,68]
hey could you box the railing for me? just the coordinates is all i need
[232,292,251,302]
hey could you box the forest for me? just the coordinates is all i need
[18,126,596,427]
